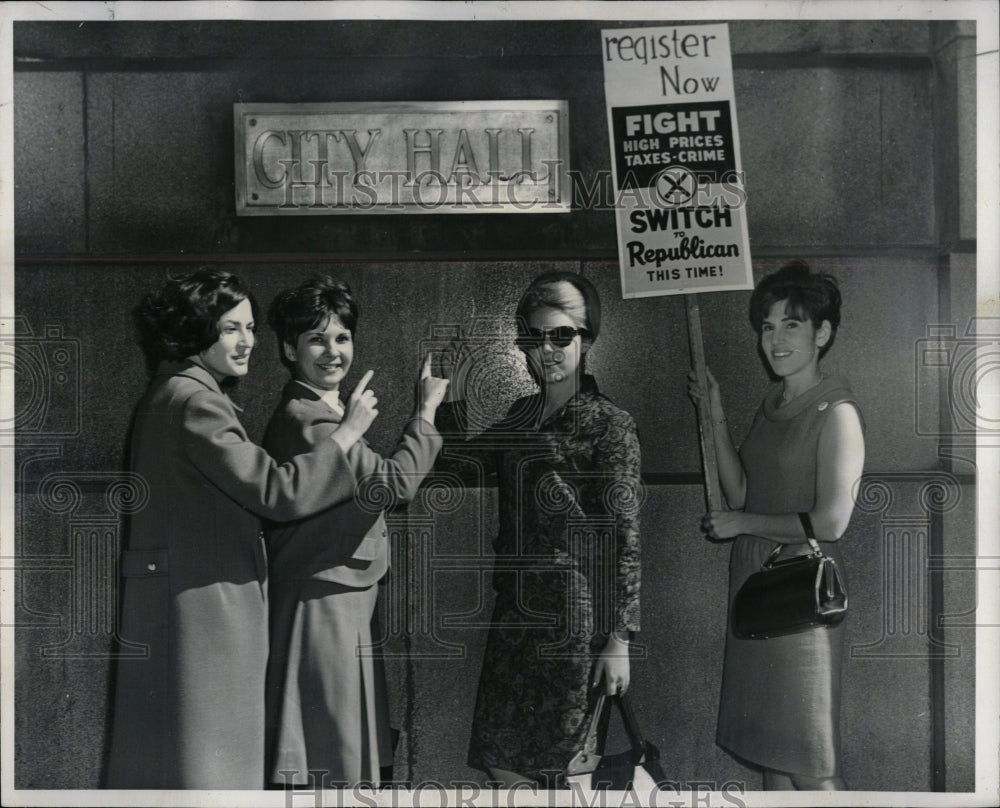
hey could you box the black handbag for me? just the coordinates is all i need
[562,693,668,791]
[730,512,847,639]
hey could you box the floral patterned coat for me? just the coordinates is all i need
[434,374,641,781]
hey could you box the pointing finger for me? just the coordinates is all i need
[351,369,375,399]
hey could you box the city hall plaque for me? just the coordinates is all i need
[234,101,571,214]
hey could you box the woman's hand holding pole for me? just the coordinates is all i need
[687,366,747,516]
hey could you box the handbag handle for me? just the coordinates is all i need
[577,692,646,761]
[800,511,848,612]
[798,511,822,553]
[565,691,669,788]
[762,512,823,569]
[616,692,648,759]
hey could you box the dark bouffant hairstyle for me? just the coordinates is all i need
[134,267,258,371]
[515,271,602,343]
[749,261,842,358]
[267,276,358,371]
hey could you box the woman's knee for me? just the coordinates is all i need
[487,767,533,789]
[763,767,846,791]
[762,769,795,790]
[789,773,846,790]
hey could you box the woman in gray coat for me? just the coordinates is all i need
[106,267,377,789]
[263,276,446,788]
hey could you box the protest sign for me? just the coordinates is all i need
[602,23,753,299]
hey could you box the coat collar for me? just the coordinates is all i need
[293,380,344,414]
[515,372,601,430]
[156,359,222,393]
[155,359,244,411]
[280,379,344,421]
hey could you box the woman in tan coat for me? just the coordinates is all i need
[107,267,377,789]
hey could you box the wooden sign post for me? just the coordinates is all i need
[685,295,723,512]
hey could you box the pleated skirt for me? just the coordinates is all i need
[266,579,393,787]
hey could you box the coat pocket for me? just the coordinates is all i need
[350,531,383,562]
[350,516,388,562]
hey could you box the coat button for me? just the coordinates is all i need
[147,562,157,572]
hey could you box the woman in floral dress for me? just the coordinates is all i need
[438,271,642,787]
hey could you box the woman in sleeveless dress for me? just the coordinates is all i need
[689,261,865,790]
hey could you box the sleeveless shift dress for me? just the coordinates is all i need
[716,375,862,777]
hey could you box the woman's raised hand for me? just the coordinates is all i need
[439,338,470,402]
[417,353,450,423]
[330,370,378,453]
[345,369,379,428]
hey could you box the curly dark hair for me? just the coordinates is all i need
[134,267,259,370]
[749,261,842,359]
[267,275,358,371]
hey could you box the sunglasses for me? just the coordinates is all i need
[516,326,588,349]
